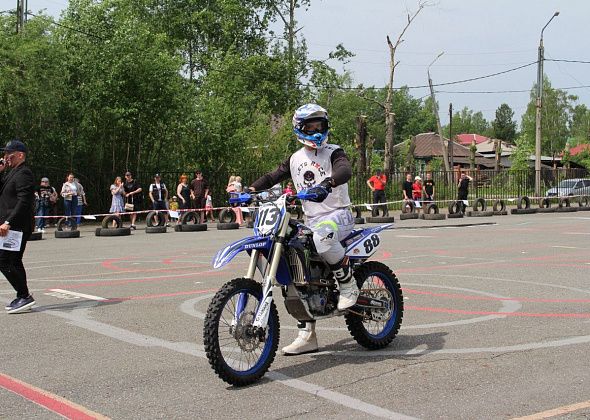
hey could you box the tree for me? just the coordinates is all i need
[492,103,517,143]
[446,106,489,137]
[570,104,590,144]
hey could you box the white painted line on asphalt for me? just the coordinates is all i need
[552,245,578,249]
[395,235,434,238]
[47,289,107,301]
[44,307,416,420]
[559,217,590,220]
[563,232,590,235]
[27,262,102,270]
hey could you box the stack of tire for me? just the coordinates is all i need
[466,198,493,217]
[578,196,590,211]
[398,201,418,221]
[537,197,556,213]
[556,197,578,213]
[217,208,239,230]
[351,206,364,224]
[145,211,167,233]
[367,203,395,223]
[55,217,80,238]
[511,196,537,214]
[421,203,445,220]
[447,201,464,219]
[96,215,131,236]
[492,199,507,215]
[29,231,43,241]
[175,211,207,232]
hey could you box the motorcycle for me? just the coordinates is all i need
[203,189,404,386]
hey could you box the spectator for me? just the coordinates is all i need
[226,175,237,193]
[60,173,78,228]
[123,171,142,230]
[457,172,473,212]
[402,173,413,211]
[190,170,209,223]
[412,176,423,212]
[169,196,179,222]
[109,176,125,226]
[0,140,36,314]
[367,169,387,211]
[234,176,243,192]
[205,194,215,222]
[34,177,57,232]
[176,174,191,212]
[225,175,243,225]
[423,172,435,205]
[73,177,87,226]
[283,181,295,196]
[149,174,169,226]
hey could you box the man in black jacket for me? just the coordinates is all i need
[0,140,35,314]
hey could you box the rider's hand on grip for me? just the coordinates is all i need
[306,186,330,203]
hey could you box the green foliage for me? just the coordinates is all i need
[510,134,534,172]
[492,103,517,143]
[444,106,490,137]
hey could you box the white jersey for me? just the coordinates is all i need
[290,144,351,218]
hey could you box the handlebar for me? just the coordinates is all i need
[227,189,318,205]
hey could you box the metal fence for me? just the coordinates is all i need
[29,166,588,217]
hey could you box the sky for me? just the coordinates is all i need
[14,0,590,125]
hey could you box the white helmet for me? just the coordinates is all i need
[292,104,330,149]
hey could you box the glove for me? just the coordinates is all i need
[306,178,334,203]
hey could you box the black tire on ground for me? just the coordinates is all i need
[492,200,506,212]
[448,201,462,215]
[579,196,590,207]
[401,201,415,214]
[344,261,403,350]
[174,223,208,232]
[29,231,43,241]
[146,211,165,227]
[539,198,551,209]
[180,211,199,225]
[422,213,446,220]
[517,196,531,210]
[426,203,439,214]
[556,206,578,213]
[371,205,389,217]
[399,213,419,220]
[217,222,240,230]
[447,213,464,219]
[558,197,571,208]
[95,227,131,237]
[493,210,508,216]
[56,217,77,232]
[204,277,280,386]
[511,208,537,215]
[353,206,363,219]
[366,216,395,223]
[537,207,556,213]
[218,208,237,224]
[473,198,487,212]
[466,210,494,217]
[101,214,123,228]
[55,230,80,238]
[246,220,254,228]
[578,206,590,212]
[146,226,167,234]
[354,217,365,224]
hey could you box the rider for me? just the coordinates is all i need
[249,103,357,355]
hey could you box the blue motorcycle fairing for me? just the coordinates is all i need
[212,236,272,269]
[345,223,394,259]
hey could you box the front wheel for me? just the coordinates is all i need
[203,278,280,386]
[345,262,403,349]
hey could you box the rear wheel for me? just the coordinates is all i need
[345,262,403,349]
[204,278,280,386]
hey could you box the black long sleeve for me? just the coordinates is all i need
[330,148,352,186]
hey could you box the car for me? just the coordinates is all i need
[545,178,590,197]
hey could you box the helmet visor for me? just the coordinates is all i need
[300,118,329,135]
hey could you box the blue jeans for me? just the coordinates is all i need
[36,203,49,229]
[76,203,84,225]
[64,196,78,227]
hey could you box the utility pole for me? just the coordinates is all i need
[428,52,451,183]
[449,103,454,175]
[535,11,559,197]
[16,0,25,33]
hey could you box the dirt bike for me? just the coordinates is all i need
[203,189,404,386]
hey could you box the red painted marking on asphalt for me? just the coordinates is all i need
[406,305,590,318]
[403,288,590,303]
[0,373,109,419]
[382,251,392,259]
[106,289,218,302]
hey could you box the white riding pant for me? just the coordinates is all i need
[307,208,355,266]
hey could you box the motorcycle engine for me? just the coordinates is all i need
[301,286,337,316]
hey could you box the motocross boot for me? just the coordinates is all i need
[282,321,318,356]
[332,258,359,310]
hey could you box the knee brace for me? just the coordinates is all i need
[312,220,345,265]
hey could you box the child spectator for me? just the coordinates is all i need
[169,196,179,222]
[205,194,214,222]
[412,176,423,212]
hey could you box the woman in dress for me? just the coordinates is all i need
[176,174,191,212]
[109,176,125,226]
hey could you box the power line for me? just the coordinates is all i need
[546,59,590,64]
[26,11,104,40]
[437,85,590,94]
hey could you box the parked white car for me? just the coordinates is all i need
[545,178,590,197]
